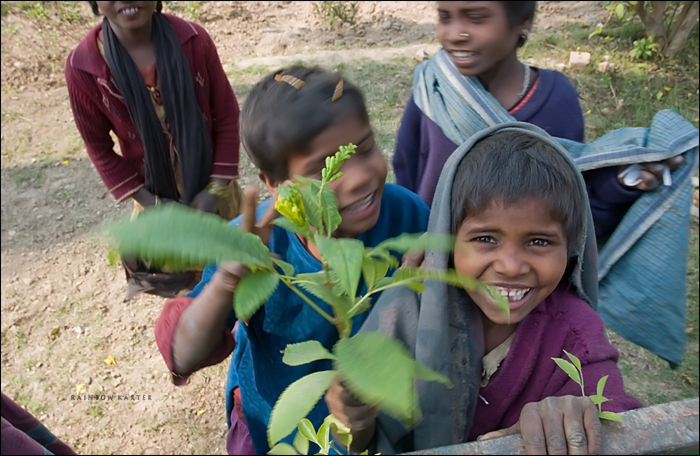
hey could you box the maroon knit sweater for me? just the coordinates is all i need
[65,14,240,202]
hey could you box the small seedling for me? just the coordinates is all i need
[552,350,623,422]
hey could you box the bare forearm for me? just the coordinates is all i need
[131,187,156,208]
[172,272,236,374]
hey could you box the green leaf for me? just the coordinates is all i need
[107,247,121,267]
[268,370,337,448]
[269,443,299,455]
[315,236,364,297]
[294,273,354,333]
[272,257,295,277]
[615,2,624,18]
[371,233,455,256]
[361,256,391,290]
[234,270,280,321]
[406,283,426,294]
[324,414,354,450]
[293,430,309,455]
[295,273,353,312]
[552,358,581,386]
[414,360,453,388]
[298,419,319,446]
[366,248,400,269]
[599,411,623,422]
[589,394,610,407]
[316,421,331,454]
[295,177,325,235]
[322,143,356,185]
[108,203,272,269]
[387,268,510,319]
[597,375,609,397]
[283,341,336,366]
[563,350,582,372]
[334,332,448,425]
[319,185,342,235]
[588,24,603,39]
[271,216,310,240]
[629,1,637,5]
[324,414,351,434]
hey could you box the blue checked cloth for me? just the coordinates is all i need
[413,49,700,367]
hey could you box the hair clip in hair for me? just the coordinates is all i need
[274,74,305,89]
[332,79,343,101]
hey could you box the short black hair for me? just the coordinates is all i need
[450,130,584,257]
[240,65,370,184]
[503,1,537,47]
[88,1,163,16]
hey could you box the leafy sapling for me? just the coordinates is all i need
[552,350,623,423]
[106,143,510,454]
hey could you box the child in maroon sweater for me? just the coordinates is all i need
[66,1,243,297]
[326,123,642,454]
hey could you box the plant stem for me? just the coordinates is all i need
[279,276,336,325]
[348,294,371,317]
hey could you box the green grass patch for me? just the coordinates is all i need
[522,22,699,140]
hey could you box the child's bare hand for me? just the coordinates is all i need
[214,261,252,294]
[324,376,378,431]
[401,233,426,268]
[402,249,425,268]
[477,395,602,455]
[241,185,280,246]
[214,186,280,293]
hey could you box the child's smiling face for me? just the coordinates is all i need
[284,114,388,238]
[454,198,568,326]
[96,2,157,32]
[436,1,530,77]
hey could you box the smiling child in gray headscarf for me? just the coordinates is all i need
[325,122,642,455]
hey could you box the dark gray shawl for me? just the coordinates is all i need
[360,122,599,453]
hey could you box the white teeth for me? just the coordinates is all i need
[122,7,139,15]
[452,51,475,58]
[495,287,530,302]
[347,193,374,213]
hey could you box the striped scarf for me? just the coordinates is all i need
[414,49,700,367]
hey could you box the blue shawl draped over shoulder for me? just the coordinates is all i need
[413,49,699,367]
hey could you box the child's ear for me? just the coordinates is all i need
[520,15,534,35]
[257,170,279,198]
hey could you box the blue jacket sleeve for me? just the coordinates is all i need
[393,95,423,191]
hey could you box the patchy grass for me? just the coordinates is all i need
[522,21,699,139]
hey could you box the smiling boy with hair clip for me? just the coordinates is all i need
[153,65,431,455]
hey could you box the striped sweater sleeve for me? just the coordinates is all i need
[65,57,144,201]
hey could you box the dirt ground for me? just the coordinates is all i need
[1,2,614,454]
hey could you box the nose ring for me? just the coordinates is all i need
[460,33,470,38]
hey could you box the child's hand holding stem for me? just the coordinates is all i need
[325,375,378,453]
[172,186,279,375]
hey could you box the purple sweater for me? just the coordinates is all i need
[1,393,76,455]
[393,68,641,238]
[467,284,643,441]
